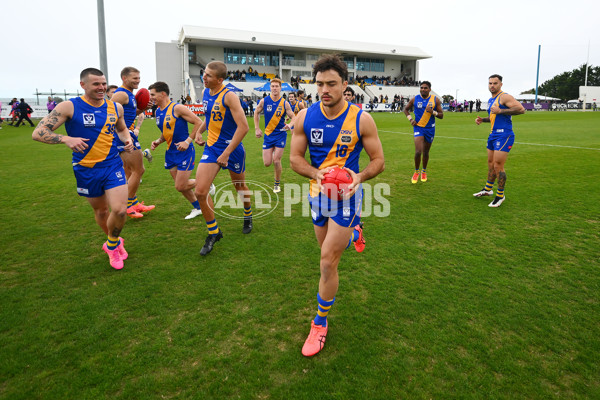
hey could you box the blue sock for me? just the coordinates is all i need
[313,293,335,327]
[345,229,359,249]
[191,200,200,209]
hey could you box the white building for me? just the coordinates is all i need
[155,25,432,103]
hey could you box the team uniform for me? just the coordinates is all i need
[413,94,437,143]
[113,87,141,150]
[289,100,301,115]
[262,96,289,149]
[66,97,127,198]
[202,85,246,174]
[155,102,195,171]
[487,91,514,152]
[304,101,364,228]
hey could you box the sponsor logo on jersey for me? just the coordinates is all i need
[341,135,352,143]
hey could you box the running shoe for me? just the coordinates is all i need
[133,201,155,213]
[488,196,505,208]
[127,206,143,218]
[411,172,419,184]
[473,189,493,197]
[142,149,153,162]
[117,237,128,260]
[185,208,203,220]
[102,243,124,270]
[200,231,223,256]
[301,320,329,357]
[354,222,365,253]
[421,171,428,182]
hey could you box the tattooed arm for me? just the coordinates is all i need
[32,101,90,153]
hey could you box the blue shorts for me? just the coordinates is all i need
[165,146,195,171]
[73,160,127,198]
[413,127,435,144]
[263,131,287,149]
[308,186,363,228]
[487,133,515,152]
[200,143,246,174]
[116,130,141,152]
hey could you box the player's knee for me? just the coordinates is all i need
[273,159,281,167]
[95,206,110,221]
[263,160,272,167]
[113,207,127,220]
[175,182,186,192]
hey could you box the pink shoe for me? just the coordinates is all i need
[117,237,128,260]
[354,222,365,253]
[133,202,155,213]
[102,243,124,270]
[301,320,329,357]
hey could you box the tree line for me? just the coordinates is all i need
[522,64,600,100]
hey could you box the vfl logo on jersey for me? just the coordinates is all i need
[417,102,424,109]
[311,129,323,146]
[83,113,95,127]
[267,105,272,112]
[343,207,351,217]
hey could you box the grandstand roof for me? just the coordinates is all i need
[179,25,431,61]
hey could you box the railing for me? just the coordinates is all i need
[281,60,306,67]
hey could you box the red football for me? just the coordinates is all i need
[135,88,150,110]
[321,167,353,200]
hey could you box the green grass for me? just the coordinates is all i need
[1,111,599,399]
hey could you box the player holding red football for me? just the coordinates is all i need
[111,67,155,218]
[290,54,385,357]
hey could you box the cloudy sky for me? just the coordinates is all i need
[3,0,599,101]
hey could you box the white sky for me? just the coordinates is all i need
[3,0,599,101]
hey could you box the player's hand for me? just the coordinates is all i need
[255,128,263,138]
[150,140,160,150]
[316,166,335,193]
[475,116,484,125]
[64,136,89,153]
[216,153,229,167]
[490,105,500,115]
[410,119,417,126]
[195,136,206,146]
[133,128,140,136]
[343,167,361,199]
[175,140,189,151]
[123,140,134,152]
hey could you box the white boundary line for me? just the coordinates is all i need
[379,130,600,151]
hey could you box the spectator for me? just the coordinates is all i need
[47,96,57,114]
[14,98,35,127]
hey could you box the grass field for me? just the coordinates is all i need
[1,110,599,399]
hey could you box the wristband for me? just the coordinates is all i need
[185,138,192,144]
[406,115,413,121]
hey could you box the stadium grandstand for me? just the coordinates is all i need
[155,26,432,105]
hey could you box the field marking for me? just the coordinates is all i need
[379,130,600,151]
